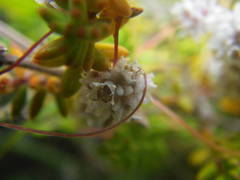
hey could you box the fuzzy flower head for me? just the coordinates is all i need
[73,58,155,127]
[172,0,227,38]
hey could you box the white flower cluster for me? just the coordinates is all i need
[172,0,240,60]
[73,59,155,127]
[172,0,227,38]
[172,0,240,96]
[209,3,240,97]
[208,3,240,59]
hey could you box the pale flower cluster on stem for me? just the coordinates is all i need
[172,0,240,60]
[208,3,240,60]
[172,0,240,97]
[73,58,156,127]
[171,0,228,39]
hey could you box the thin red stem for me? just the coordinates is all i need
[0,73,147,138]
[152,96,240,157]
[0,30,53,76]
[113,18,122,66]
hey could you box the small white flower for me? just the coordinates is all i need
[147,73,157,89]
[35,0,58,8]
[172,0,227,38]
[208,3,240,60]
[73,58,156,127]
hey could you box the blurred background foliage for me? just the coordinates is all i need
[0,0,240,179]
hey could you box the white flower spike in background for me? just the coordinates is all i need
[172,0,228,38]
[209,3,240,60]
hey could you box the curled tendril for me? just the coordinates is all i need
[0,30,53,76]
[0,73,147,138]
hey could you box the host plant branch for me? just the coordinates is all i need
[0,54,63,77]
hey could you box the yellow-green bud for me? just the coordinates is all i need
[29,90,47,119]
[61,67,82,97]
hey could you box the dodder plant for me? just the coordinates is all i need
[0,0,149,137]
[0,0,240,161]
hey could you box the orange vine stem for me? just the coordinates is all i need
[113,17,122,66]
[0,73,147,138]
[151,96,240,157]
[0,30,53,76]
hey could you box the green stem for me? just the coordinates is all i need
[0,54,63,77]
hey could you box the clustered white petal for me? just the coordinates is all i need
[172,0,227,38]
[172,0,240,96]
[73,59,155,127]
[208,3,240,60]
[172,0,240,60]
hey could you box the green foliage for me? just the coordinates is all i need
[0,0,48,39]
[0,0,240,180]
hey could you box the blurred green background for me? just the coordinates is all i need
[0,0,240,180]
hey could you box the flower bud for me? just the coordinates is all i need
[74,20,114,42]
[39,7,68,34]
[106,0,132,18]
[71,0,87,22]
[34,38,66,60]
[11,86,27,118]
[130,7,144,18]
[95,43,129,61]
[87,0,108,13]
[83,43,95,71]
[29,90,47,119]
[92,48,111,71]
[33,55,67,67]
[60,67,82,97]
[55,95,69,117]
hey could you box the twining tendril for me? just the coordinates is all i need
[0,73,147,138]
[113,18,123,66]
[0,30,53,76]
